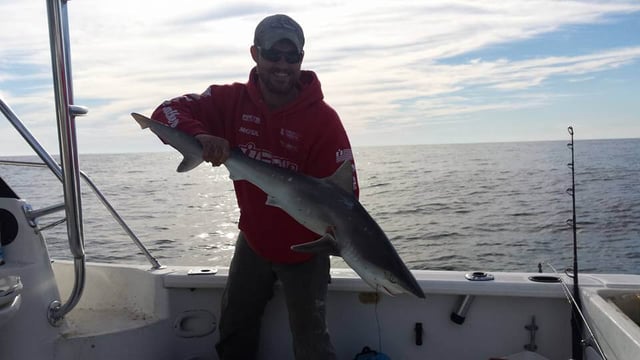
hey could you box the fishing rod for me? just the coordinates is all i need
[545,263,607,360]
[541,127,608,359]
[566,126,584,360]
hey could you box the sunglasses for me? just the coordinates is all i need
[258,47,303,64]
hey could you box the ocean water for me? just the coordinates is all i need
[1,139,639,274]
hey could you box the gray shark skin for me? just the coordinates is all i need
[132,112,204,172]
[132,112,425,298]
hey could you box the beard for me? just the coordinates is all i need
[259,67,299,96]
[265,75,295,95]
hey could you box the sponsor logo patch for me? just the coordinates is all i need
[239,143,299,171]
[239,127,259,137]
[242,114,262,124]
[280,128,300,141]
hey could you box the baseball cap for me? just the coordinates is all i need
[254,14,305,52]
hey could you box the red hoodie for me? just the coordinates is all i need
[151,68,359,263]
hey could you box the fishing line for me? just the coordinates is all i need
[545,262,607,360]
[375,286,383,353]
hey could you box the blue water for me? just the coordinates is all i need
[1,139,639,274]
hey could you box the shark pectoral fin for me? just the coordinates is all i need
[177,157,204,172]
[291,233,340,256]
[323,161,354,194]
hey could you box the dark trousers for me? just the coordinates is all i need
[215,232,336,360]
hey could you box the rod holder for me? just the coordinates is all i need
[450,295,475,325]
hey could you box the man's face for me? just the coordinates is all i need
[254,40,303,96]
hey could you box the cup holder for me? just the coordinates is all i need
[528,275,561,283]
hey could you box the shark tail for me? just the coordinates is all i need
[131,112,151,129]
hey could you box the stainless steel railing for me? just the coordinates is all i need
[1,0,161,325]
[46,0,87,326]
[0,158,163,269]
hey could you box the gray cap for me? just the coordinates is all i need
[254,14,305,52]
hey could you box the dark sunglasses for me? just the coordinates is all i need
[258,47,303,64]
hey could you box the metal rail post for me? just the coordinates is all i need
[45,0,87,326]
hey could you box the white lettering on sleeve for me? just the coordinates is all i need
[162,107,180,128]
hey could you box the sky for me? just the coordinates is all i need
[1,0,639,156]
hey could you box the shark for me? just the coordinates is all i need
[132,112,425,298]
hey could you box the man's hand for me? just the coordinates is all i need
[195,134,230,167]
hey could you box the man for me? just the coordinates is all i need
[151,14,358,360]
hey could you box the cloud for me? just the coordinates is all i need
[322,45,640,135]
[173,3,280,24]
[1,0,639,155]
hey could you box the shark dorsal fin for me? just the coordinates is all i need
[290,233,340,256]
[324,161,354,194]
